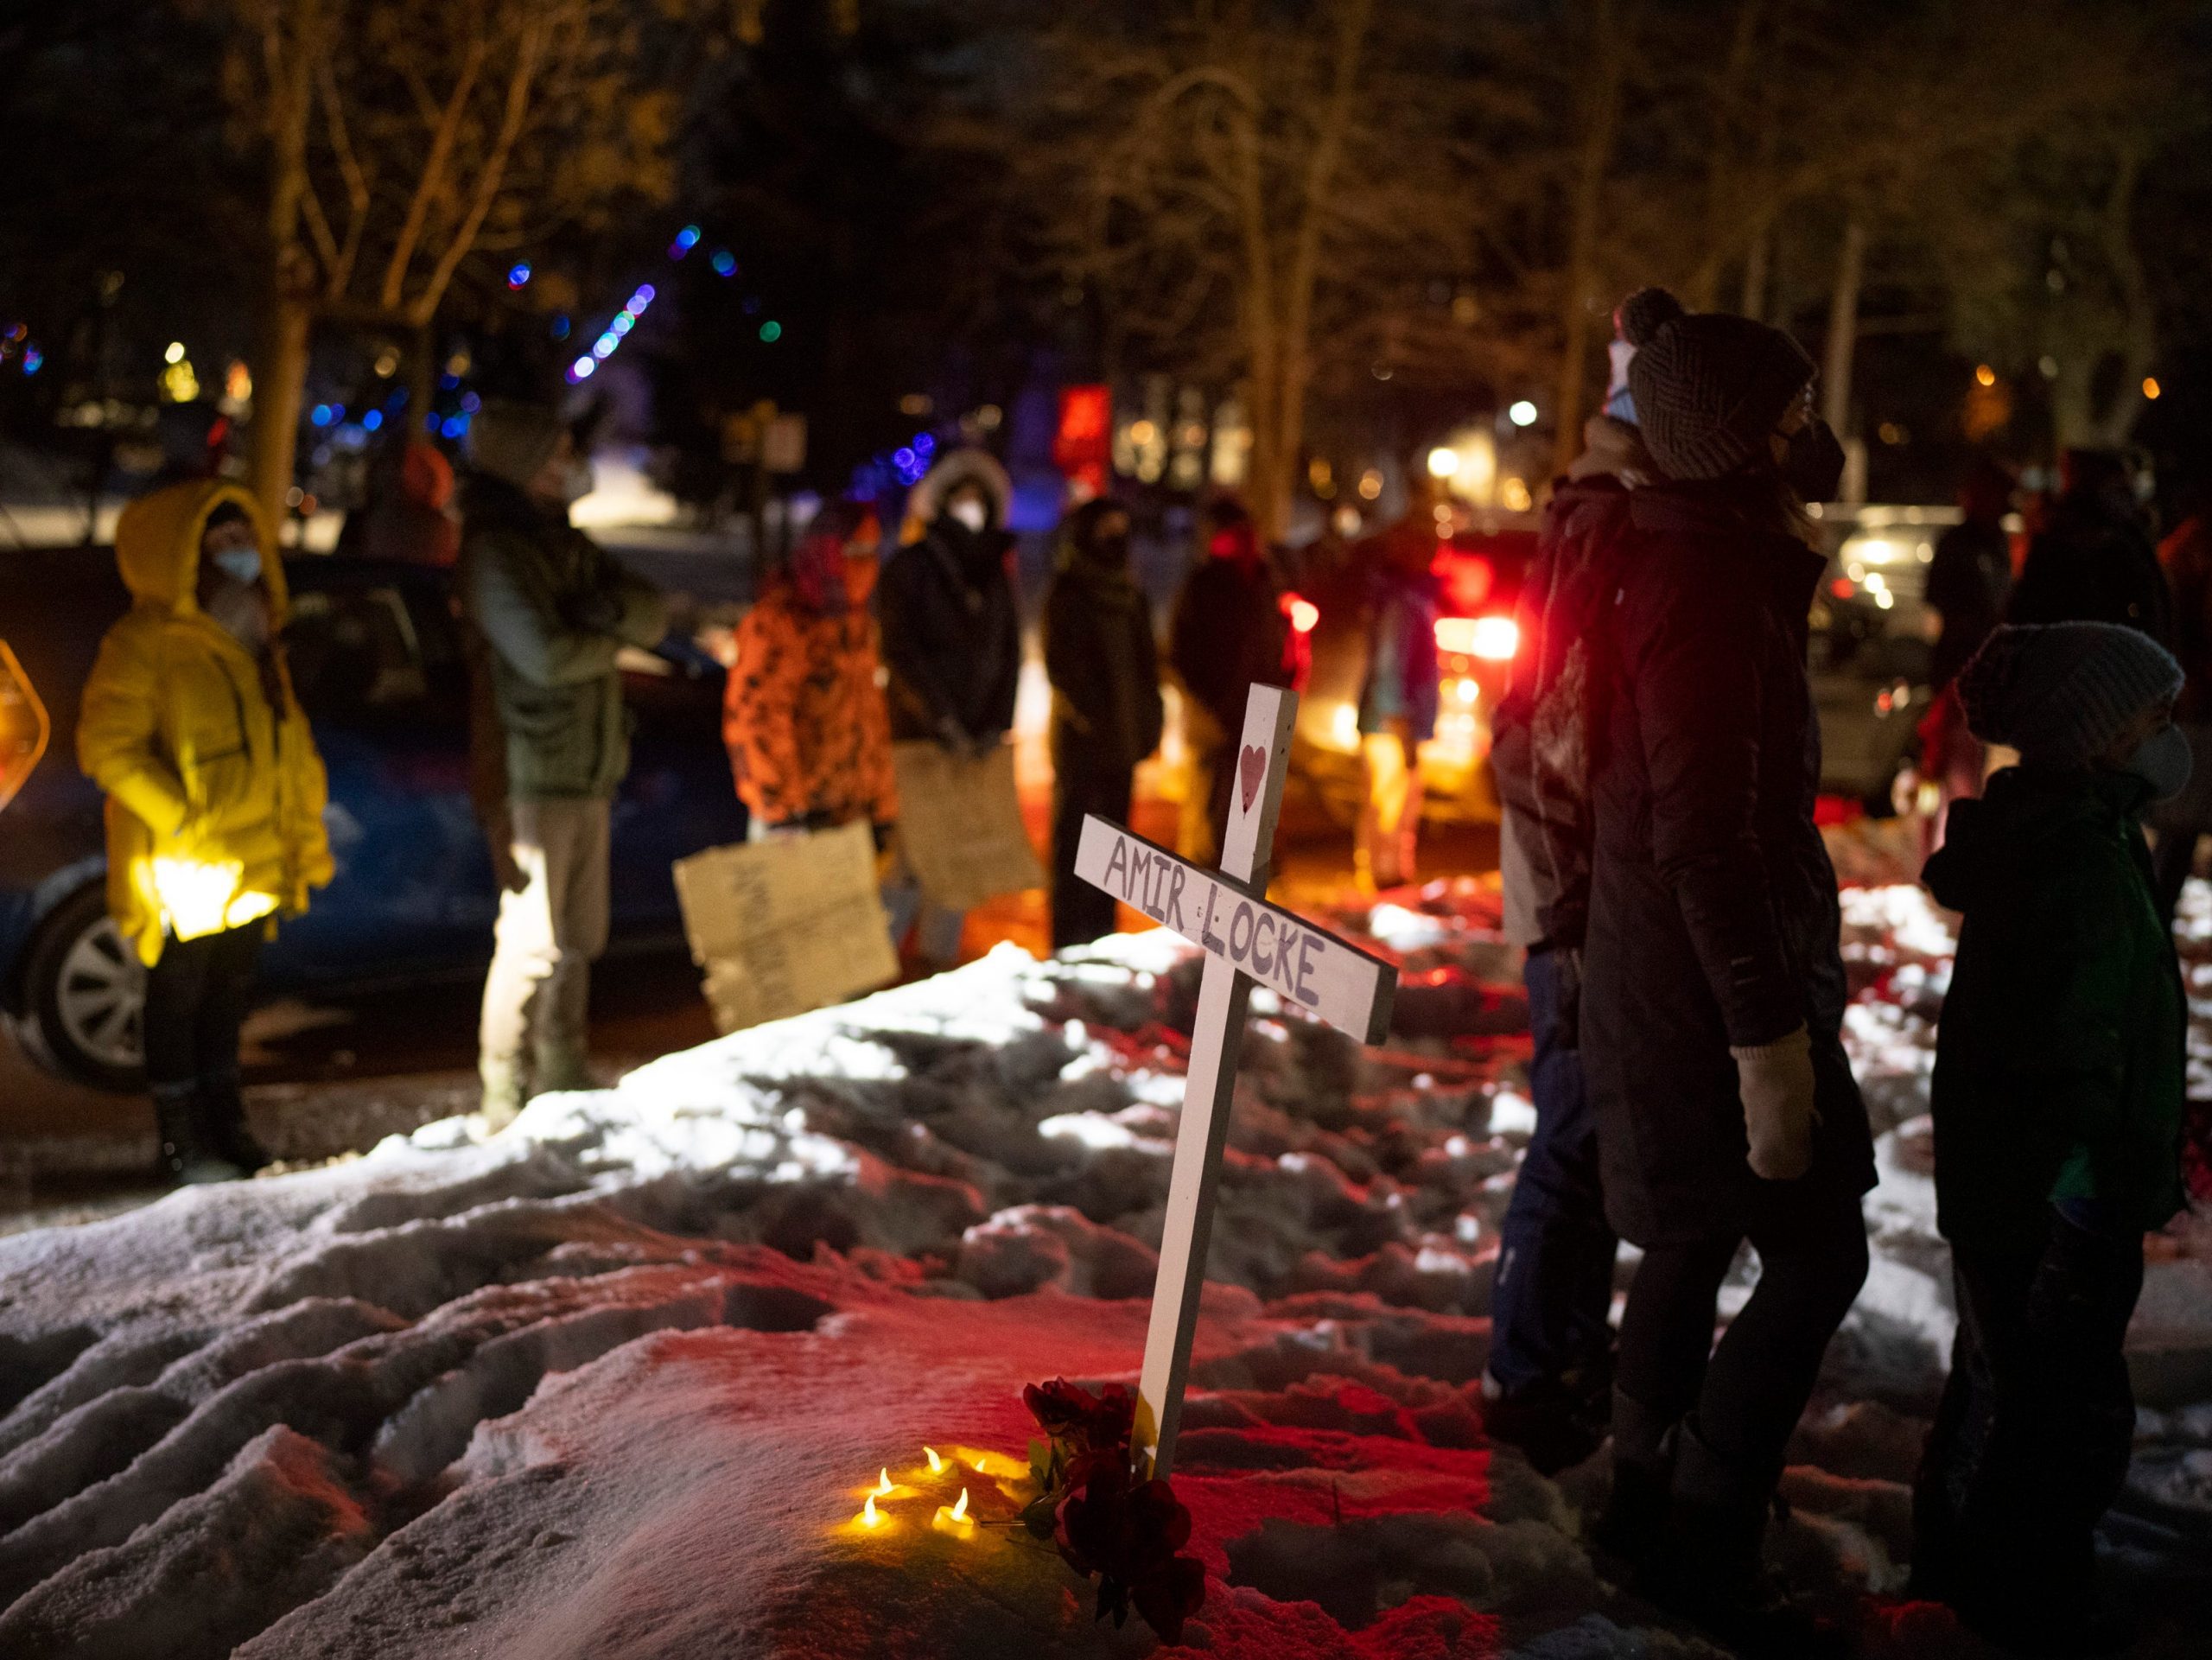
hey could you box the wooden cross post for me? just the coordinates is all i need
[1072,684,1397,1479]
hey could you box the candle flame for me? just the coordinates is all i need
[950,1486,969,1523]
[861,1492,880,1527]
[873,1468,893,1497]
[925,1447,944,1473]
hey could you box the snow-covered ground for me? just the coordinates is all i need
[0,883,2206,1657]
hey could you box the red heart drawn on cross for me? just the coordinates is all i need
[1238,744,1267,814]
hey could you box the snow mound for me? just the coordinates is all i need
[0,891,2204,1654]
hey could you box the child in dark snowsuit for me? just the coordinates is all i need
[1916,621,2191,1657]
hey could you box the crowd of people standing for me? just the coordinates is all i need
[72,287,2197,1657]
[1485,289,2195,1656]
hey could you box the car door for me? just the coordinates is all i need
[607,643,749,944]
[262,569,496,987]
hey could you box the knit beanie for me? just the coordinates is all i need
[1629,313,1815,481]
[1616,287,1685,349]
[468,400,567,492]
[1604,288,1684,424]
[1956,622,2182,769]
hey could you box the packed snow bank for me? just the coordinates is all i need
[0,883,2205,1656]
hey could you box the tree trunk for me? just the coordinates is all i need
[250,294,314,531]
[1821,216,1864,433]
[1822,216,1866,503]
[408,318,437,439]
[1688,0,1767,308]
[1739,224,1770,320]
[1552,0,1630,477]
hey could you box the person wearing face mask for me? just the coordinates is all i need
[1044,497,1164,949]
[877,449,1022,971]
[1914,621,2190,1657]
[461,398,669,1127]
[1576,308,1872,1654]
[722,500,897,843]
[78,481,333,1182]
[1478,284,1679,1478]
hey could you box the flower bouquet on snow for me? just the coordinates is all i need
[1020,1377,1207,1642]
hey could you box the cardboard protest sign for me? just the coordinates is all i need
[672,819,899,1034]
[1072,683,1398,1479]
[889,740,1045,911]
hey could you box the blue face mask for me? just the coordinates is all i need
[2126,722,2193,802]
[209,546,264,585]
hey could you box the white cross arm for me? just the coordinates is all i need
[1073,816,1396,1046]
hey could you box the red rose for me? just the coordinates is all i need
[1022,1377,1136,1458]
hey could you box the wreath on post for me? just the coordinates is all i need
[1020,1378,1207,1642]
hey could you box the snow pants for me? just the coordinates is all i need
[144,923,262,1093]
[1612,1183,1869,1508]
[479,795,610,1101]
[1051,744,1134,951]
[1489,946,1616,1395]
[1912,1209,2142,1631]
[1179,705,1231,868]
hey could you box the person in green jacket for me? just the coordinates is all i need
[461,400,669,1126]
[1915,620,2190,1657]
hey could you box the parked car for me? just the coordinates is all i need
[0,549,747,1091]
[1806,504,1974,811]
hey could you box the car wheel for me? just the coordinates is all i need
[8,884,145,1091]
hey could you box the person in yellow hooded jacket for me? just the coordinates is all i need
[77,479,332,1182]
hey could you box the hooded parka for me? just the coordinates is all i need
[1580,481,1877,1244]
[78,480,333,967]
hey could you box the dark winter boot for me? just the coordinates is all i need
[1591,1456,1671,1571]
[195,1067,271,1173]
[1639,1424,1847,1660]
[153,1083,245,1186]
[1483,1373,1606,1475]
[1588,1390,1673,1569]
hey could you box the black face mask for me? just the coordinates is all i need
[1782,417,1846,502]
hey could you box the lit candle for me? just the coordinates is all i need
[932,1486,975,1537]
[925,1447,944,1474]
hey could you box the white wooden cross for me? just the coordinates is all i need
[1072,683,1397,1479]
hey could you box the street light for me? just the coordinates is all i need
[1508,399,1538,428]
[1426,446,1460,480]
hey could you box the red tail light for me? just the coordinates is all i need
[1281,591,1319,633]
[0,640,50,813]
[1432,550,1494,612]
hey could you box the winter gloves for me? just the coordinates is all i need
[1731,1025,1819,1180]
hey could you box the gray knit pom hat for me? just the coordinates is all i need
[1956,622,2182,768]
[1629,312,1815,481]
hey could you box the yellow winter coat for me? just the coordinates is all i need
[77,480,333,967]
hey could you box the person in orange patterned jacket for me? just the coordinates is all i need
[723,500,897,842]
